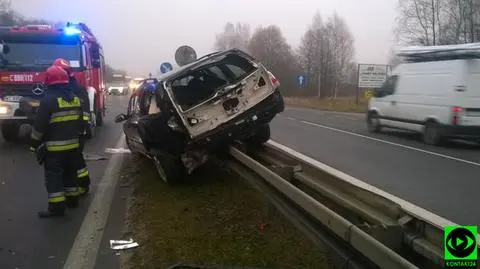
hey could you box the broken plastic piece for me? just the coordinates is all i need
[110,238,139,250]
[111,242,139,250]
[84,154,108,161]
[105,148,131,154]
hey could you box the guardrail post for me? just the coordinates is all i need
[366,225,404,253]
[262,165,296,221]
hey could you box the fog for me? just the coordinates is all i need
[12,0,397,77]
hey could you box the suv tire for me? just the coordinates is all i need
[245,124,271,146]
[150,149,186,185]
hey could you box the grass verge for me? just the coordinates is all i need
[284,96,367,113]
[120,156,327,269]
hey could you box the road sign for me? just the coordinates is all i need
[160,62,173,74]
[175,45,197,67]
[297,74,306,87]
[357,64,389,88]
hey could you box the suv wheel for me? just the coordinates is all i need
[150,149,186,185]
[423,121,443,146]
[245,124,271,146]
[367,112,381,133]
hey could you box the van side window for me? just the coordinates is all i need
[380,75,398,96]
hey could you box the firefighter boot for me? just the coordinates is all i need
[66,196,79,209]
[78,178,90,197]
[38,202,65,218]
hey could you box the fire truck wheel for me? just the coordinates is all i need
[1,121,20,142]
[85,112,96,139]
[96,109,103,126]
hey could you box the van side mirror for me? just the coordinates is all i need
[91,44,101,68]
[114,113,129,123]
[374,88,388,98]
[1,43,10,54]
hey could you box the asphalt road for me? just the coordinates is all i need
[2,99,477,268]
[270,107,480,226]
[0,95,129,269]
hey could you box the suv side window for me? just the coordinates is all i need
[208,66,228,81]
[127,94,140,115]
[379,75,398,96]
[226,64,247,78]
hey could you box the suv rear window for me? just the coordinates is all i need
[170,53,257,111]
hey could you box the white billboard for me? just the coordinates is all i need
[358,64,389,88]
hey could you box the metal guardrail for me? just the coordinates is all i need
[226,140,479,269]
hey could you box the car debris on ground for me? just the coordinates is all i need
[110,238,139,250]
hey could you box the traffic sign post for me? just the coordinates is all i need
[365,88,374,100]
[297,74,306,87]
[175,45,197,67]
[356,64,390,104]
[160,62,173,74]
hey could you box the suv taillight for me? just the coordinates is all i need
[267,71,279,86]
[452,106,463,125]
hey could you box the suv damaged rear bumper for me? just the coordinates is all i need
[186,89,284,150]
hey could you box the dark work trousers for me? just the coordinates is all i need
[76,135,90,194]
[43,150,79,213]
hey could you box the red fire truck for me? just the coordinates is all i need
[0,22,107,142]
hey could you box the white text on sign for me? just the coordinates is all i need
[9,74,34,82]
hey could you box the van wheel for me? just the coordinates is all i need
[367,112,381,133]
[423,121,443,146]
[150,149,186,185]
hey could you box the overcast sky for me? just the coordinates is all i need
[12,0,398,77]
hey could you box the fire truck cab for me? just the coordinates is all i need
[0,22,107,142]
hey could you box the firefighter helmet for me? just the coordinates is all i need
[45,65,69,86]
[53,58,71,70]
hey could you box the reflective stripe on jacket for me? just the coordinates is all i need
[30,84,84,152]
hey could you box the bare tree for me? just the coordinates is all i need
[0,0,22,25]
[387,48,402,68]
[395,0,480,45]
[324,12,355,98]
[298,11,356,98]
[298,11,325,97]
[248,25,298,96]
[213,22,251,52]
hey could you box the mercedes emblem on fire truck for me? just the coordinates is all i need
[32,83,45,96]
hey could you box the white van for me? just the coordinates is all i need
[367,44,480,146]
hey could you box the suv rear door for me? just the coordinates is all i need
[166,52,276,139]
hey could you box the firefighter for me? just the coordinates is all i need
[52,58,91,196]
[29,65,83,218]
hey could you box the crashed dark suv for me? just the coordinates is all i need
[115,49,285,183]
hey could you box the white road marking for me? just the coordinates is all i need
[63,135,126,269]
[300,120,480,167]
[286,116,296,121]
